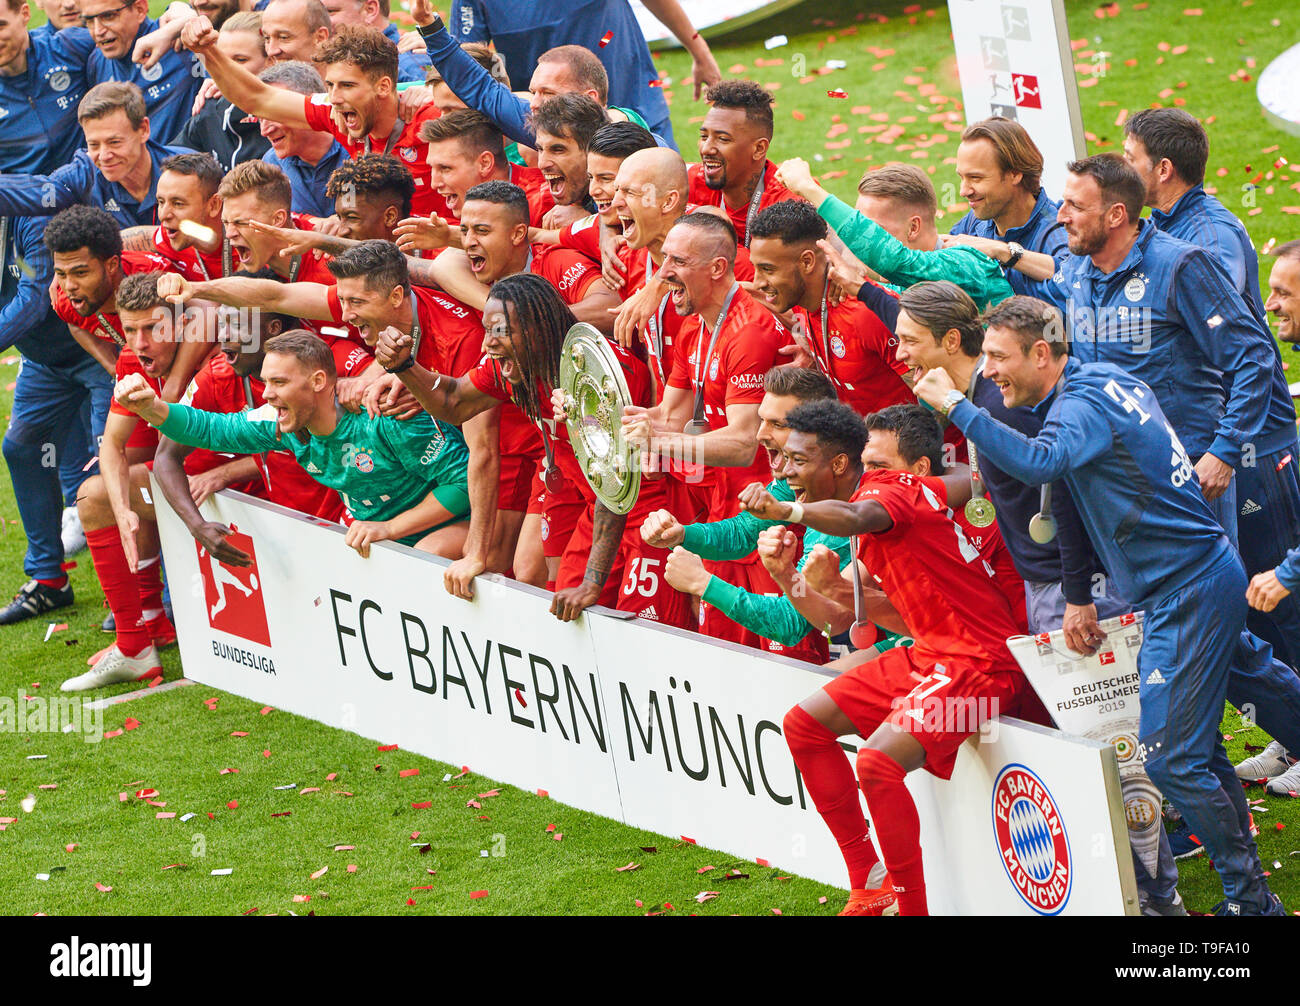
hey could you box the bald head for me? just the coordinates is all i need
[612,148,690,252]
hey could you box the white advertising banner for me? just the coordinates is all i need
[946,0,1088,197]
[157,485,1137,914]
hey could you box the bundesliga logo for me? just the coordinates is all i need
[992,763,1072,914]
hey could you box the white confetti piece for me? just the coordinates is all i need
[36,873,50,881]
[180,813,195,822]
[479,850,489,857]
[273,784,298,790]
[21,794,35,813]
[825,59,847,69]
[26,754,47,760]
[210,868,233,876]
[442,773,452,782]
[765,34,787,49]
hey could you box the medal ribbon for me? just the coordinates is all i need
[689,281,740,431]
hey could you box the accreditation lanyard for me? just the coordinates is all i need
[407,292,423,368]
[364,117,405,157]
[741,172,766,248]
[193,234,233,281]
[240,375,272,490]
[689,282,739,431]
[95,310,125,347]
[643,253,669,384]
[966,358,986,500]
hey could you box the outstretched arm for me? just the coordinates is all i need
[180,15,310,128]
[158,272,335,321]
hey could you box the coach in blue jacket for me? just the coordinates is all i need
[917,295,1286,916]
[1123,108,1300,670]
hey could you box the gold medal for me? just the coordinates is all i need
[1028,511,1057,544]
[965,496,997,528]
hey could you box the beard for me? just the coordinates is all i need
[1066,222,1107,257]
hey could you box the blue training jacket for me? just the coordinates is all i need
[1028,220,1280,467]
[1150,184,1297,450]
[0,27,96,174]
[0,215,88,369]
[950,357,1232,607]
[86,18,204,150]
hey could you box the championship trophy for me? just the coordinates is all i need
[558,323,641,515]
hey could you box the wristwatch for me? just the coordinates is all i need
[1004,241,1026,268]
[416,13,445,38]
[941,389,965,415]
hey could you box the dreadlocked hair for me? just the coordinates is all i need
[487,272,576,424]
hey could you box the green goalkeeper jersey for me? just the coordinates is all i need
[157,401,471,535]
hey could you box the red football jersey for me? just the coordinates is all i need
[618,243,757,387]
[686,160,802,246]
[558,213,602,261]
[52,250,173,345]
[509,161,555,226]
[851,469,1022,666]
[791,297,913,416]
[468,339,671,519]
[302,96,451,218]
[530,243,603,305]
[955,509,1028,632]
[667,286,791,519]
[153,225,225,281]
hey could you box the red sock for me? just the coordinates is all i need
[857,747,928,916]
[136,554,163,618]
[783,706,880,889]
[36,576,68,590]
[86,527,151,657]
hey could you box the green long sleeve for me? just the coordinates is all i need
[699,529,853,646]
[156,401,283,455]
[817,194,1014,309]
[679,479,796,560]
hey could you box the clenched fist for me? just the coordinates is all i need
[639,508,685,549]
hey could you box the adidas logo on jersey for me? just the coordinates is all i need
[305,462,322,474]
[1145,668,1166,685]
[104,199,121,213]
[639,606,659,621]
[1240,498,1262,516]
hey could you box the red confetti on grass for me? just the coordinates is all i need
[1278,822,1286,831]
[300,787,319,795]
[310,866,328,880]
[771,908,783,915]
[135,788,158,799]
[65,844,77,852]
[156,812,175,819]
[147,676,162,688]
[536,789,548,798]
[346,864,357,873]
[399,769,420,778]
[241,907,259,915]
[756,858,771,867]
[326,773,337,782]
[226,800,238,810]
[292,895,312,903]
[230,731,248,738]
[104,730,123,739]
[378,743,398,752]
[695,891,720,904]
[466,799,481,809]
[271,812,291,818]
[553,833,563,842]
[545,824,557,833]
[469,890,489,899]
[697,865,716,874]
[405,897,416,906]
[260,706,274,716]
[162,863,184,871]
[95,883,112,893]
[827,89,848,98]
[477,789,500,798]
[616,862,640,872]
[220,768,238,775]
[123,718,140,731]
[411,801,432,810]
[680,835,697,845]
[453,766,471,779]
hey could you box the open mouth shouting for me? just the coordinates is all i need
[662,276,687,309]
[466,250,488,275]
[618,212,637,243]
[485,350,518,383]
[542,171,566,200]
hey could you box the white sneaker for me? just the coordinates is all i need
[60,645,161,692]
[1265,757,1300,797]
[1234,740,1290,779]
[61,507,87,557]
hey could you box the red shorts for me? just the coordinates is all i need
[697,556,830,664]
[821,645,1023,779]
[498,449,541,512]
[556,507,694,629]
[530,470,586,559]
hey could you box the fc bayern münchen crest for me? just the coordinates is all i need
[992,763,1072,914]
[830,335,846,358]
[354,451,375,473]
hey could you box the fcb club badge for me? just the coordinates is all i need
[830,335,846,359]
[354,450,375,473]
[992,763,1072,914]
